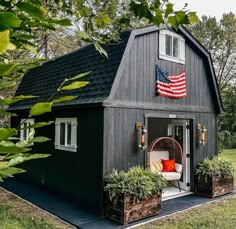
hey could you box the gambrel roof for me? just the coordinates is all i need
[9,26,223,113]
[9,32,130,110]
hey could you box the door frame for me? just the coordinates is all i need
[144,113,195,192]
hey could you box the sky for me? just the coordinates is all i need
[170,0,236,20]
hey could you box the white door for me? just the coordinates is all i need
[168,120,190,191]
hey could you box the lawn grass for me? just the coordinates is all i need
[0,188,74,229]
[139,196,236,229]
[219,148,236,183]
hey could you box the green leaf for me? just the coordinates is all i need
[29,102,52,116]
[0,81,16,90]
[0,95,38,105]
[30,136,50,143]
[165,3,173,18]
[51,96,77,104]
[0,63,16,75]
[175,11,189,25]
[30,121,54,128]
[66,71,91,81]
[187,12,200,24]
[153,9,164,26]
[101,13,111,25]
[8,156,25,166]
[24,153,50,161]
[24,44,38,55]
[0,141,15,147]
[94,42,108,58]
[167,16,178,29]
[0,12,21,28]
[13,34,36,40]
[0,162,8,169]
[0,30,10,54]
[0,146,31,154]
[17,2,45,18]
[0,128,17,142]
[76,31,90,40]
[0,167,25,177]
[49,19,72,26]
[61,81,89,91]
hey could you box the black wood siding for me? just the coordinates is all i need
[103,30,218,185]
[11,107,104,216]
[109,31,217,113]
[103,108,217,181]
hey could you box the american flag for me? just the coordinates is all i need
[156,65,186,99]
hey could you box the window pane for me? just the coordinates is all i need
[60,123,65,145]
[165,35,172,56]
[173,37,179,57]
[67,123,71,145]
[23,123,27,140]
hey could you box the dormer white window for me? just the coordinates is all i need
[55,118,77,152]
[20,119,35,141]
[159,30,185,64]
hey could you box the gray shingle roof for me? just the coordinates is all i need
[9,32,130,111]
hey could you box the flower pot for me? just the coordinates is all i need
[106,192,162,225]
[195,175,234,198]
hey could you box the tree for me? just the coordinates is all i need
[188,13,236,92]
[0,0,199,181]
[188,13,236,150]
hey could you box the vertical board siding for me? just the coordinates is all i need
[103,108,217,177]
[113,31,217,113]
[12,107,104,216]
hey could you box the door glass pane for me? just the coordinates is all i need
[60,123,65,145]
[67,123,71,145]
[165,35,172,56]
[174,125,183,149]
[173,37,179,57]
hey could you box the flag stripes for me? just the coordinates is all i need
[156,66,186,99]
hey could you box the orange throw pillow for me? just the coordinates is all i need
[161,159,175,172]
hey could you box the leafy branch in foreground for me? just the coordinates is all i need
[0,70,91,181]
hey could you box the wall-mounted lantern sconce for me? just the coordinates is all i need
[136,122,147,150]
[197,123,207,145]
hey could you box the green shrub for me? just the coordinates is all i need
[104,166,167,202]
[195,158,234,181]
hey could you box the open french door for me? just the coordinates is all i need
[168,120,190,191]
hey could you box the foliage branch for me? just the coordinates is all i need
[195,158,234,182]
[104,166,167,202]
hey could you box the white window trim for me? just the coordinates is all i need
[20,118,35,141]
[159,29,185,64]
[55,117,77,152]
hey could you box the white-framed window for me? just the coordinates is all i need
[159,29,185,64]
[20,119,35,141]
[55,118,77,152]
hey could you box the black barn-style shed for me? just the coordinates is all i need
[10,26,223,216]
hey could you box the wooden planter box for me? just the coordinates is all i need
[106,193,162,225]
[195,175,234,198]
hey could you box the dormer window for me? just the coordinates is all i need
[159,30,185,64]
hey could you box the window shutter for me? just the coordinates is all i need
[71,120,77,149]
[159,30,166,57]
[55,119,60,147]
[179,37,185,64]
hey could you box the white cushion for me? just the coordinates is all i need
[175,163,182,173]
[161,172,181,181]
[150,150,169,164]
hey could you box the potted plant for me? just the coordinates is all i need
[104,166,167,225]
[195,158,234,198]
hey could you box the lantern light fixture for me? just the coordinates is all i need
[197,123,207,145]
[136,122,147,150]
